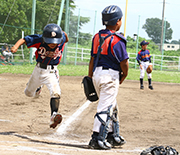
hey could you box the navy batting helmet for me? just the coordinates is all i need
[102,5,123,26]
[43,23,63,44]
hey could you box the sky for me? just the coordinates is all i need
[73,0,180,41]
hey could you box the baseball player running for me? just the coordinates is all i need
[136,40,153,90]
[88,5,129,150]
[11,23,69,129]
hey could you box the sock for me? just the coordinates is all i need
[140,78,143,86]
[148,79,152,86]
[50,98,60,115]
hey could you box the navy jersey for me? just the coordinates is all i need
[136,49,151,62]
[24,32,66,65]
[91,29,129,71]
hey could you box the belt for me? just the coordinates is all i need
[37,62,56,70]
[102,66,109,70]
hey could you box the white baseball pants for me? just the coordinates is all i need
[92,66,120,133]
[140,61,152,79]
[24,65,61,98]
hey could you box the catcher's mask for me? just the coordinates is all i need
[43,23,63,44]
[102,5,123,26]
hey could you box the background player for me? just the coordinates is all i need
[136,40,153,90]
[1,43,13,62]
[11,23,69,129]
[88,5,129,150]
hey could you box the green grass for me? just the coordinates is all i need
[0,64,180,83]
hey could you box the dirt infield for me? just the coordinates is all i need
[0,73,179,155]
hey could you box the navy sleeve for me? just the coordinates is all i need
[24,34,42,47]
[113,40,129,63]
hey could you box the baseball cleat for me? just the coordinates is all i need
[88,138,100,149]
[50,112,62,129]
[149,85,154,90]
[88,138,111,150]
[107,134,126,147]
[140,85,144,89]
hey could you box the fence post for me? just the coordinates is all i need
[160,18,166,71]
[152,54,155,68]
[135,15,140,69]
[178,57,180,71]
[81,48,83,61]
[75,8,80,65]
[30,0,36,64]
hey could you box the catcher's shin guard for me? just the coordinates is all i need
[107,108,126,147]
[50,95,60,115]
[95,106,113,149]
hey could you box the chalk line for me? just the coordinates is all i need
[56,100,91,134]
[0,145,65,155]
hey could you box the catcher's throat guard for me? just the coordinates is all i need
[82,76,98,102]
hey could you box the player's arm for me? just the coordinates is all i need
[63,31,69,43]
[120,59,129,84]
[136,53,143,69]
[137,59,143,69]
[88,56,94,78]
[11,38,26,53]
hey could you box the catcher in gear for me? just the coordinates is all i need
[136,40,153,90]
[87,5,129,150]
[11,23,69,129]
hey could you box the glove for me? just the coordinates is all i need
[146,64,153,74]
[82,76,98,102]
[140,145,179,155]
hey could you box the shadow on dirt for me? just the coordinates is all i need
[0,131,88,149]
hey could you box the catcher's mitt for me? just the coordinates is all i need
[140,145,179,155]
[146,64,153,74]
[82,76,98,102]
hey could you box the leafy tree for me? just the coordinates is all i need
[68,13,92,46]
[171,40,180,44]
[126,36,160,55]
[142,18,173,43]
[0,0,30,43]
[0,0,91,46]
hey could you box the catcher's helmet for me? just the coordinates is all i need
[102,5,123,26]
[43,23,63,44]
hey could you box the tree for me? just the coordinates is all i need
[171,40,180,44]
[0,0,90,45]
[142,18,173,43]
[0,0,30,43]
[68,13,92,46]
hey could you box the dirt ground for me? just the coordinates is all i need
[0,73,179,155]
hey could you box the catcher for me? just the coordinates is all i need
[136,40,153,90]
[88,5,129,150]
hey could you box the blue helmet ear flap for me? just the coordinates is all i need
[102,5,123,26]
